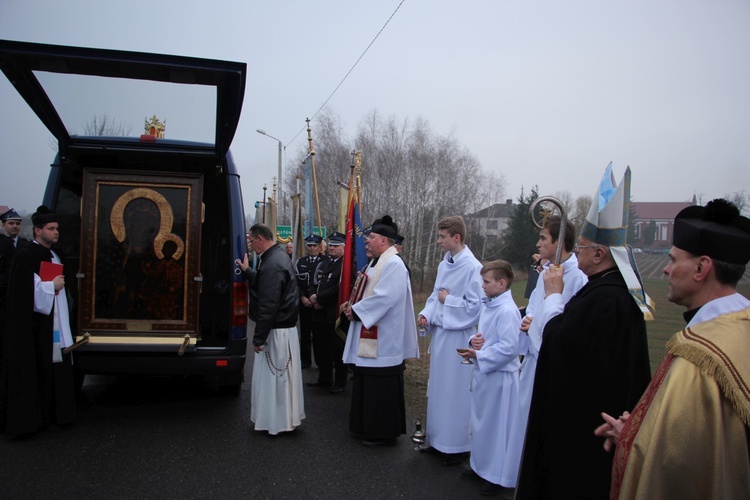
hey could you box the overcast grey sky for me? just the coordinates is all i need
[1,0,748,214]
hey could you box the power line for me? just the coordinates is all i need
[285,0,406,146]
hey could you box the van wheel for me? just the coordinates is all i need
[219,383,242,396]
[218,370,244,396]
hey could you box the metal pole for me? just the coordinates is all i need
[257,129,284,222]
[277,139,283,221]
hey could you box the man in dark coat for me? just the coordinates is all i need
[307,232,346,392]
[516,165,652,498]
[296,233,328,368]
[0,206,76,438]
[237,223,303,434]
[1,208,31,362]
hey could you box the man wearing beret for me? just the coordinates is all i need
[596,198,750,499]
[343,215,419,446]
[0,206,76,438]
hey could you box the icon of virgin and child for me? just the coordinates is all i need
[94,186,187,321]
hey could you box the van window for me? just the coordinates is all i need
[34,71,216,144]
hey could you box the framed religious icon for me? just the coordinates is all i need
[79,169,204,337]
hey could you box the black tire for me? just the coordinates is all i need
[218,369,244,396]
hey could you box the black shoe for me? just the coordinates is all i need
[329,385,345,394]
[460,467,480,479]
[418,444,438,454]
[306,381,330,387]
[362,438,397,447]
[480,480,506,496]
[442,452,469,466]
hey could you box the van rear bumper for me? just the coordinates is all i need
[73,338,247,377]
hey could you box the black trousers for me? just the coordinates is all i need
[311,320,347,387]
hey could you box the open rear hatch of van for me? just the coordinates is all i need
[0,40,246,354]
[0,39,245,157]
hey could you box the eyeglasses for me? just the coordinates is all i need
[306,244,318,247]
[573,243,600,252]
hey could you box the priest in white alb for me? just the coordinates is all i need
[343,215,419,447]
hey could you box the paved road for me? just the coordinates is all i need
[0,342,503,499]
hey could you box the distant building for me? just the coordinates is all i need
[631,197,696,246]
[466,199,516,244]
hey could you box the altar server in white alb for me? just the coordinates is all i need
[458,260,522,496]
[503,215,587,484]
[417,215,483,464]
[343,215,419,447]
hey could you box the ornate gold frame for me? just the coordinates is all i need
[79,170,203,337]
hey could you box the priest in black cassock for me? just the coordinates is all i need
[516,164,653,498]
[0,206,76,438]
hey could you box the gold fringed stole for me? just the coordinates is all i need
[669,308,750,427]
[611,307,750,498]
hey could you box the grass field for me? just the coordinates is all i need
[404,278,750,428]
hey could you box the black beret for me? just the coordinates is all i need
[370,215,398,240]
[31,205,57,227]
[673,199,750,265]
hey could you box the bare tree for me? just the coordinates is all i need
[725,190,748,215]
[82,114,133,136]
[570,194,593,234]
[288,107,508,289]
[553,190,574,217]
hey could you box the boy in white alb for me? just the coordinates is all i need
[418,216,483,464]
[458,260,521,496]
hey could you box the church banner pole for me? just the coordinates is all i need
[306,118,323,235]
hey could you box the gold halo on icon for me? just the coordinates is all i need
[110,187,185,260]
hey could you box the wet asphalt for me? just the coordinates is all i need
[0,340,514,499]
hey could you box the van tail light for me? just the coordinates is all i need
[233,281,248,327]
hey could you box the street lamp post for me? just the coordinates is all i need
[256,129,284,221]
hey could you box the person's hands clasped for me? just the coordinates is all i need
[470,333,484,350]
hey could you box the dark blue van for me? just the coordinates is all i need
[0,40,249,392]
